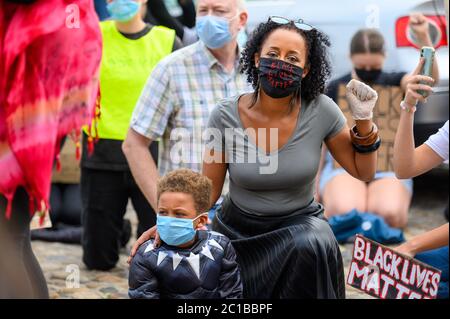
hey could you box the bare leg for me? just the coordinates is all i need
[322,173,368,218]
[367,177,411,229]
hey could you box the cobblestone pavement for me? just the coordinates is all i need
[32,172,448,299]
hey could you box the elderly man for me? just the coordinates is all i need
[123,0,250,212]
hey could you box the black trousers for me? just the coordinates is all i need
[50,183,82,226]
[81,168,156,270]
[145,0,196,38]
[0,188,49,298]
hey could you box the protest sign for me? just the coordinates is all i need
[52,138,81,184]
[347,235,442,299]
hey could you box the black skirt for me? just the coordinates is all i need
[212,196,346,299]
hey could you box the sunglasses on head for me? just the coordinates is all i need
[268,16,315,32]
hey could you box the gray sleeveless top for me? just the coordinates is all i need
[206,94,346,216]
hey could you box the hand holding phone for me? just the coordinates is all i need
[417,46,435,97]
[404,58,435,107]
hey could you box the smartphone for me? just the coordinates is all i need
[418,46,435,97]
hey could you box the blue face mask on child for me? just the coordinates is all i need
[107,0,140,22]
[157,213,207,246]
[196,15,237,49]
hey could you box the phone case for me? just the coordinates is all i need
[418,46,435,97]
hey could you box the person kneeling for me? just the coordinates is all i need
[128,169,242,299]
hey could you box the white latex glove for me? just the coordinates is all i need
[346,79,378,120]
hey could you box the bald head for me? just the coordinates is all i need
[237,0,246,11]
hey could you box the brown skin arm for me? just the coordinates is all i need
[395,223,449,258]
[314,146,328,202]
[203,150,227,207]
[325,120,377,182]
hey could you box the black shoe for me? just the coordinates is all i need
[31,223,82,244]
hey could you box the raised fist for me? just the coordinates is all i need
[346,79,378,120]
[409,13,430,40]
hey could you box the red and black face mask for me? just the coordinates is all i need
[258,57,304,99]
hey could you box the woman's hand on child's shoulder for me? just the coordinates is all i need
[127,226,161,264]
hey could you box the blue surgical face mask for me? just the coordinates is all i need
[196,15,237,49]
[157,213,207,246]
[107,0,140,22]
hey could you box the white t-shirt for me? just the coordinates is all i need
[425,121,449,162]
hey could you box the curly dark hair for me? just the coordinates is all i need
[158,169,212,214]
[240,19,332,106]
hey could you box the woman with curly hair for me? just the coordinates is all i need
[202,17,382,298]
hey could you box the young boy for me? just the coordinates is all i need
[128,169,242,299]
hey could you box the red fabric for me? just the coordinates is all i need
[0,0,102,221]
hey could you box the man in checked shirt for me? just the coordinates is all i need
[123,0,251,245]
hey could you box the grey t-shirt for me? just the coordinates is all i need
[206,94,347,216]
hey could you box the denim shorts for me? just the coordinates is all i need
[319,158,414,196]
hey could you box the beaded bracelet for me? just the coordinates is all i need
[400,100,417,113]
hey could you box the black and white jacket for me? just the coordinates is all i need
[128,230,242,299]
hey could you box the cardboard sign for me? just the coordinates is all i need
[334,84,404,172]
[30,210,53,230]
[347,235,442,299]
[52,138,81,184]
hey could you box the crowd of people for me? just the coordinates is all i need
[0,0,448,299]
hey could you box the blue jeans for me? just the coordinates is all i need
[415,246,449,299]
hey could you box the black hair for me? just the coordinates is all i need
[240,19,332,108]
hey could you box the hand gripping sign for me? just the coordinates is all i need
[347,235,442,299]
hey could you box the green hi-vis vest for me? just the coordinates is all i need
[87,21,175,141]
